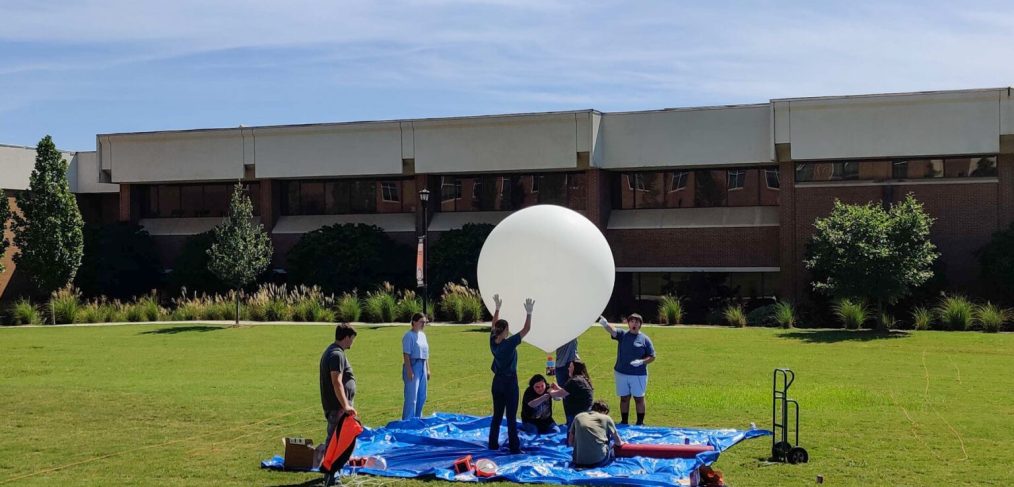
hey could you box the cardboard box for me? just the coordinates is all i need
[283,437,318,470]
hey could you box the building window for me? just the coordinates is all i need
[727,170,746,190]
[669,171,688,192]
[381,181,400,202]
[619,167,778,209]
[764,169,780,189]
[281,178,407,215]
[142,183,259,218]
[795,155,998,182]
[437,172,585,212]
[441,177,462,202]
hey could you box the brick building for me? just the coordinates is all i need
[2,87,1013,314]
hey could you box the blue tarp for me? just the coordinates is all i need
[262,412,771,485]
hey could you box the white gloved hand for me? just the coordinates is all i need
[524,298,535,315]
[630,359,645,367]
[492,293,502,310]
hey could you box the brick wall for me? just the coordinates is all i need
[608,226,780,268]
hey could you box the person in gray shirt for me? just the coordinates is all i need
[554,338,579,385]
[319,323,357,446]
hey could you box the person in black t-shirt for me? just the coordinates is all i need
[549,359,594,428]
[521,374,558,434]
[488,294,535,454]
[319,322,358,446]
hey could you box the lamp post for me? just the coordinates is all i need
[418,189,431,315]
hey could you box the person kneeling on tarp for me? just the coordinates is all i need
[568,399,624,469]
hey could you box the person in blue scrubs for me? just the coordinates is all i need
[401,312,431,420]
[488,294,534,454]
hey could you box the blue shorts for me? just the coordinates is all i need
[614,371,648,397]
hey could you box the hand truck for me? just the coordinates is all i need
[772,368,809,464]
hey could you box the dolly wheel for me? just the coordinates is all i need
[772,441,791,461]
[787,447,809,464]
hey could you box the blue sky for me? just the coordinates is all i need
[2,0,1013,151]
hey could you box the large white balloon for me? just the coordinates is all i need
[477,205,615,352]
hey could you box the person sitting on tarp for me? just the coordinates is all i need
[548,359,594,427]
[568,399,624,469]
[488,294,535,454]
[521,374,558,434]
[320,322,358,446]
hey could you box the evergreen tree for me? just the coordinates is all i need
[207,182,273,324]
[12,136,84,298]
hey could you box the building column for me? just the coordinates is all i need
[776,143,798,302]
[118,184,134,223]
[258,179,277,231]
[999,135,1014,228]
[585,168,610,230]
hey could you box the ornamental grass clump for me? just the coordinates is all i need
[396,289,423,321]
[49,286,82,324]
[335,292,361,323]
[936,296,975,331]
[364,284,398,323]
[834,298,868,330]
[911,306,933,330]
[773,301,796,329]
[975,302,1009,333]
[290,285,335,322]
[657,295,684,325]
[9,299,42,325]
[723,303,747,328]
[439,281,484,323]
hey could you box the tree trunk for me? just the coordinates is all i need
[235,290,240,326]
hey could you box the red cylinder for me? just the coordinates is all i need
[614,443,715,459]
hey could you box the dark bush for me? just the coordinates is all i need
[74,223,163,299]
[978,223,1014,303]
[167,232,230,296]
[287,224,412,294]
[428,223,494,292]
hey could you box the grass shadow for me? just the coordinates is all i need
[265,477,325,487]
[778,329,911,343]
[464,326,492,333]
[140,325,225,335]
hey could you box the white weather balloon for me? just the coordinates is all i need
[477,205,615,352]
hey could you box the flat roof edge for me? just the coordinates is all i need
[771,86,1012,103]
[96,109,599,139]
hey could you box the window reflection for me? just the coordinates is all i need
[142,183,260,218]
[795,156,997,182]
[280,179,412,215]
[618,167,779,209]
[434,172,586,212]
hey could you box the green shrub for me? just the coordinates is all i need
[976,302,1009,333]
[439,281,483,323]
[264,299,291,321]
[334,293,359,322]
[9,299,42,325]
[49,286,82,324]
[834,298,868,330]
[77,300,120,324]
[911,306,932,330]
[879,313,898,330]
[773,301,796,329]
[171,301,204,321]
[746,304,778,327]
[723,304,747,327]
[396,290,423,321]
[287,224,413,295]
[364,287,397,323]
[936,296,975,331]
[464,294,485,323]
[657,295,684,325]
[124,295,163,322]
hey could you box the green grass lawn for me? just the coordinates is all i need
[1,323,1011,486]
